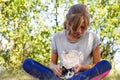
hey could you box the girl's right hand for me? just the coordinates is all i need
[53,65,62,77]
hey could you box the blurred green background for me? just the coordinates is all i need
[0,0,120,80]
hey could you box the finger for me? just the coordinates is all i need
[74,67,79,73]
[54,67,62,76]
[57,67,62,73]
[57,67,62,76]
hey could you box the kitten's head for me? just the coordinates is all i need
[60,66,74,79]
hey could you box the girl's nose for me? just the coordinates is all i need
[76,28,82,34]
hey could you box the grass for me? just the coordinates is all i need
[103,68,120,80]
[0,68,120,80]
[0,69,31,80]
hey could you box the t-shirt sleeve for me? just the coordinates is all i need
[92,33,101,51]
[50,34,57,52]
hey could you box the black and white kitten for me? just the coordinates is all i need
[60,66,74,79]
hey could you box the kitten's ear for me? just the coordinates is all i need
[62,66,64,68]
[62,66,67,70]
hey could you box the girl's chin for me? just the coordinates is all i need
[73,35,81,38]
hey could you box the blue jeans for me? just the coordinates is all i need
[22,58,111,80]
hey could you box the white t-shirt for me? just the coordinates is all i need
[50,29,100,66]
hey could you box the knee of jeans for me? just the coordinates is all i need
[22,58,33,69]
[101,60,112,70]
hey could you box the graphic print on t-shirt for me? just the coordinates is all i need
[62,50,83,69]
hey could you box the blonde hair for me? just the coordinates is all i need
[64,4,90,33]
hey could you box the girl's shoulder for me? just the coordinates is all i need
[86,31,100,39]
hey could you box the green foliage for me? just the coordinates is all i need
[0,0,119,70]
[0,0,52,69]
[88,0,120,60]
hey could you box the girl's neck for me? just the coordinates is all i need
[66,31,78,43]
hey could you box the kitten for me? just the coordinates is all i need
[61,50,83,79]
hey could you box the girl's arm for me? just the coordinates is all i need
[74,45,101,73]
[49,50,62,77]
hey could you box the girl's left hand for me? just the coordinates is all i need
[74,64,82,74]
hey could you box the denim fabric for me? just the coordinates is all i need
[67,60,112,80]
[22,58,56,80]
[22,59,111,80]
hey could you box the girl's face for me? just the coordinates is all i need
[70,24,87,38]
